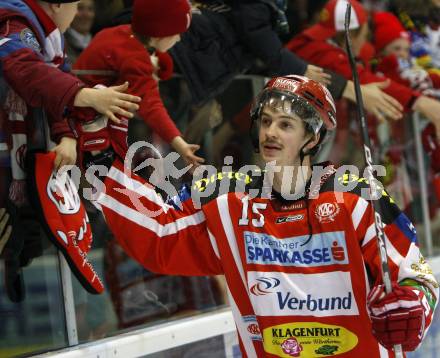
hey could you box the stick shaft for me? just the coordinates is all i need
[344,4,403,357]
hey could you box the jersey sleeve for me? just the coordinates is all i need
[98,159,223,276]
[348,179,439,332]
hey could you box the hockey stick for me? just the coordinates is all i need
[344,4,404,357]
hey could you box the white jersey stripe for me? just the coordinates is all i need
[226,287,258,358]
[384,233,404,266]
[207,229,220,260]
[99,193,205,237]
[361,224,404,265]
[217,195,247,288]
[108,165,172,213]
[379,342,389,358]
[352,197,369,230]
[362,223,377,247]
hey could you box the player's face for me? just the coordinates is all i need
[383,38,411,61]
[258,106,311,167]
[154,34,181,52]
[51,2,80,33]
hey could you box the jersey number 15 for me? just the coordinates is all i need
[238,196,267,228]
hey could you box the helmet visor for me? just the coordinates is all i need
[252,90,323,135]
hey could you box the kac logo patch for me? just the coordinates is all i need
[315,202,340,223]
[242,315,262,341]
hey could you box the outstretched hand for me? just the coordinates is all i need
[74,82,141,124]
[359,80,403,122]
[171,136,205,170]
[304,65,332,86]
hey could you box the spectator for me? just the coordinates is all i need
[0,0,141,301]
[0,0,141,183]
[392,0,440,70]
[171,0,334,105]
[287,0,440,138]
[73,0,204,168]
[65,0,95,64]
[172,1,402,119]
[373,11,440,97]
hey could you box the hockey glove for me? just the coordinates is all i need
[367,282,426,351]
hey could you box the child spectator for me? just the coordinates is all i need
[0,0,141,190]
[65,0,95,64]
[373,11,440,97]
[393,0,440,72]
[0,0,141,299]
[73,0,204,167]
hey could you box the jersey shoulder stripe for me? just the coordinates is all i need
[321,172,401,225]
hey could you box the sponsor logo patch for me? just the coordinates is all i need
[244,231,348,267]
[247,271,359,317]
[263,322,358,357]
[249,277,280,296]
[276,214,304,224]
[281,337,303,357]
[242,315,262,341]
[315,202,340,223]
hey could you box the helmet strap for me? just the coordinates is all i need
[299,137,314,163]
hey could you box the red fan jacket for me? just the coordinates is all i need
[73,24,181,160]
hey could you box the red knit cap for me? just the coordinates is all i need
[132,0,192,38]
[304,0,367,41]
[373,12,410,53]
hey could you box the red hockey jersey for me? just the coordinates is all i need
[98,160,438,358]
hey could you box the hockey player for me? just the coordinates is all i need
[98,75,438,357]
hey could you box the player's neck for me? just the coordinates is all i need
[271,162,312,199]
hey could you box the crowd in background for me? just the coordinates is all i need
[2,0,440,353]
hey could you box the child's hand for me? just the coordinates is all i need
[171,136,205,169]
[74,82,141,124]
[51,137,77,171]
[304,65,332,86]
